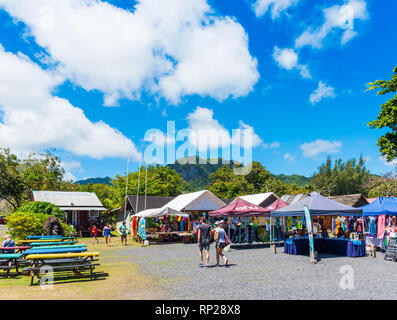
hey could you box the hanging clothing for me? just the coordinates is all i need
[378,215,386,240]
[332,218,336,233]
[132,216,138,237]
[369,217,377,237]
[138,217,146,240]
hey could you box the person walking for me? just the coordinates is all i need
[214,221,229,267]
[91,225,101,244]
[119,221,128,246]
[103,223,112,247]
[197,217,211,268]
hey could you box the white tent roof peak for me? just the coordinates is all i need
[161,190,226,212]
[135,207,189,218]
[238,192,278,206]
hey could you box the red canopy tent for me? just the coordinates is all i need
[262,198,289,212]
[208,197,270,217]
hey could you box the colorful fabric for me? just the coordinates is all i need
[132,216,137,237]
[138,218,146,240]
[378,215,386,240]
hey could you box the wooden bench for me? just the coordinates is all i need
[29,241,78,246]
[23,252,101,285]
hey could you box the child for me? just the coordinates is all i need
[119,221,128,246]
[91,225,101,244]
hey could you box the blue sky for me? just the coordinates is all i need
[0,0,396,181]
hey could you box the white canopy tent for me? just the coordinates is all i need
[135,207,189,218]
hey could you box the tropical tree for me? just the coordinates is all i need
[367,66,397,162]
[112,164,184,206]
[0,148,66,209]
[311,156,370,196]
[208,162,292,199]
[367,170,397,197]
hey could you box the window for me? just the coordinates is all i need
[89,210,99,217]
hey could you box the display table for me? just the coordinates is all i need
[284,237,366,257]
[365,236,386,250]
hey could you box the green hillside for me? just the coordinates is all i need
[167,156,236,191]
[75,177,112,185]
[274,174,311,187]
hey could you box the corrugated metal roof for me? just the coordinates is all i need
[238,192,278,206]
[161,190,226,211]
[32,191,105,208]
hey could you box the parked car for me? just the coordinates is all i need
[0,216,6,224]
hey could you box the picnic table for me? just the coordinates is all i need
[0,246,31,253]
[17,239,64,244]
[23,252,101,285]
[0,246,87,278]
[0,253,22,278]
[27,235,76,239]
[29,241,78,246]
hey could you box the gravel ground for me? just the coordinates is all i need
[121,243,397,300]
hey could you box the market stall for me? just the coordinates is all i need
[271,192,365,259]
[360,197,397,251]
[208,197,286,244]
[133,207,192,243]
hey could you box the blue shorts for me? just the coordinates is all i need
[200,239,210,251]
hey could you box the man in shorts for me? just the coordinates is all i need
[119,221,128,246]
[197,217,211,267]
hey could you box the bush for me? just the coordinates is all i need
[19,201,64,220]
[6,211,46,240]
[61,221,75,236]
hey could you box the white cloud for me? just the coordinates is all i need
[341,29,358,44]
[309,81,336,104]
[295,0,368,49]
[186,107,262,152]
[144,131,175,147]
[0,0,259,105]
[0,44,141,160]
[252,0,300,19]
[232,121,263,150]
[380,156,397,167]
[263,141,280,149]
[300,139,342,157]
[283,153,296,163]
[272,46,311,79]
[61,160,82,182]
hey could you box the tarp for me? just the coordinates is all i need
[262,198,289,212]
[135,207,189,218]
[208,197,270,217]
[361,197,397,216]
[270,192,363,217]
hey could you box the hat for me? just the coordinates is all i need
[215,221,221,225]
[4,234,11,238]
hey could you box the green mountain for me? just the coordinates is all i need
[167,156,236,191]
[75,177,112,185]
[274,174,311,187]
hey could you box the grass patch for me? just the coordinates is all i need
[0,228,161,299]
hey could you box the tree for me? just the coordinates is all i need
[112,164,184,206]
[367,66,397,162]
[0,148,66,209]
[18,201,64,220]
[0,149,26,209]
[367,170,397,197]
[311,156,370,196]
[208,162,292,199]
